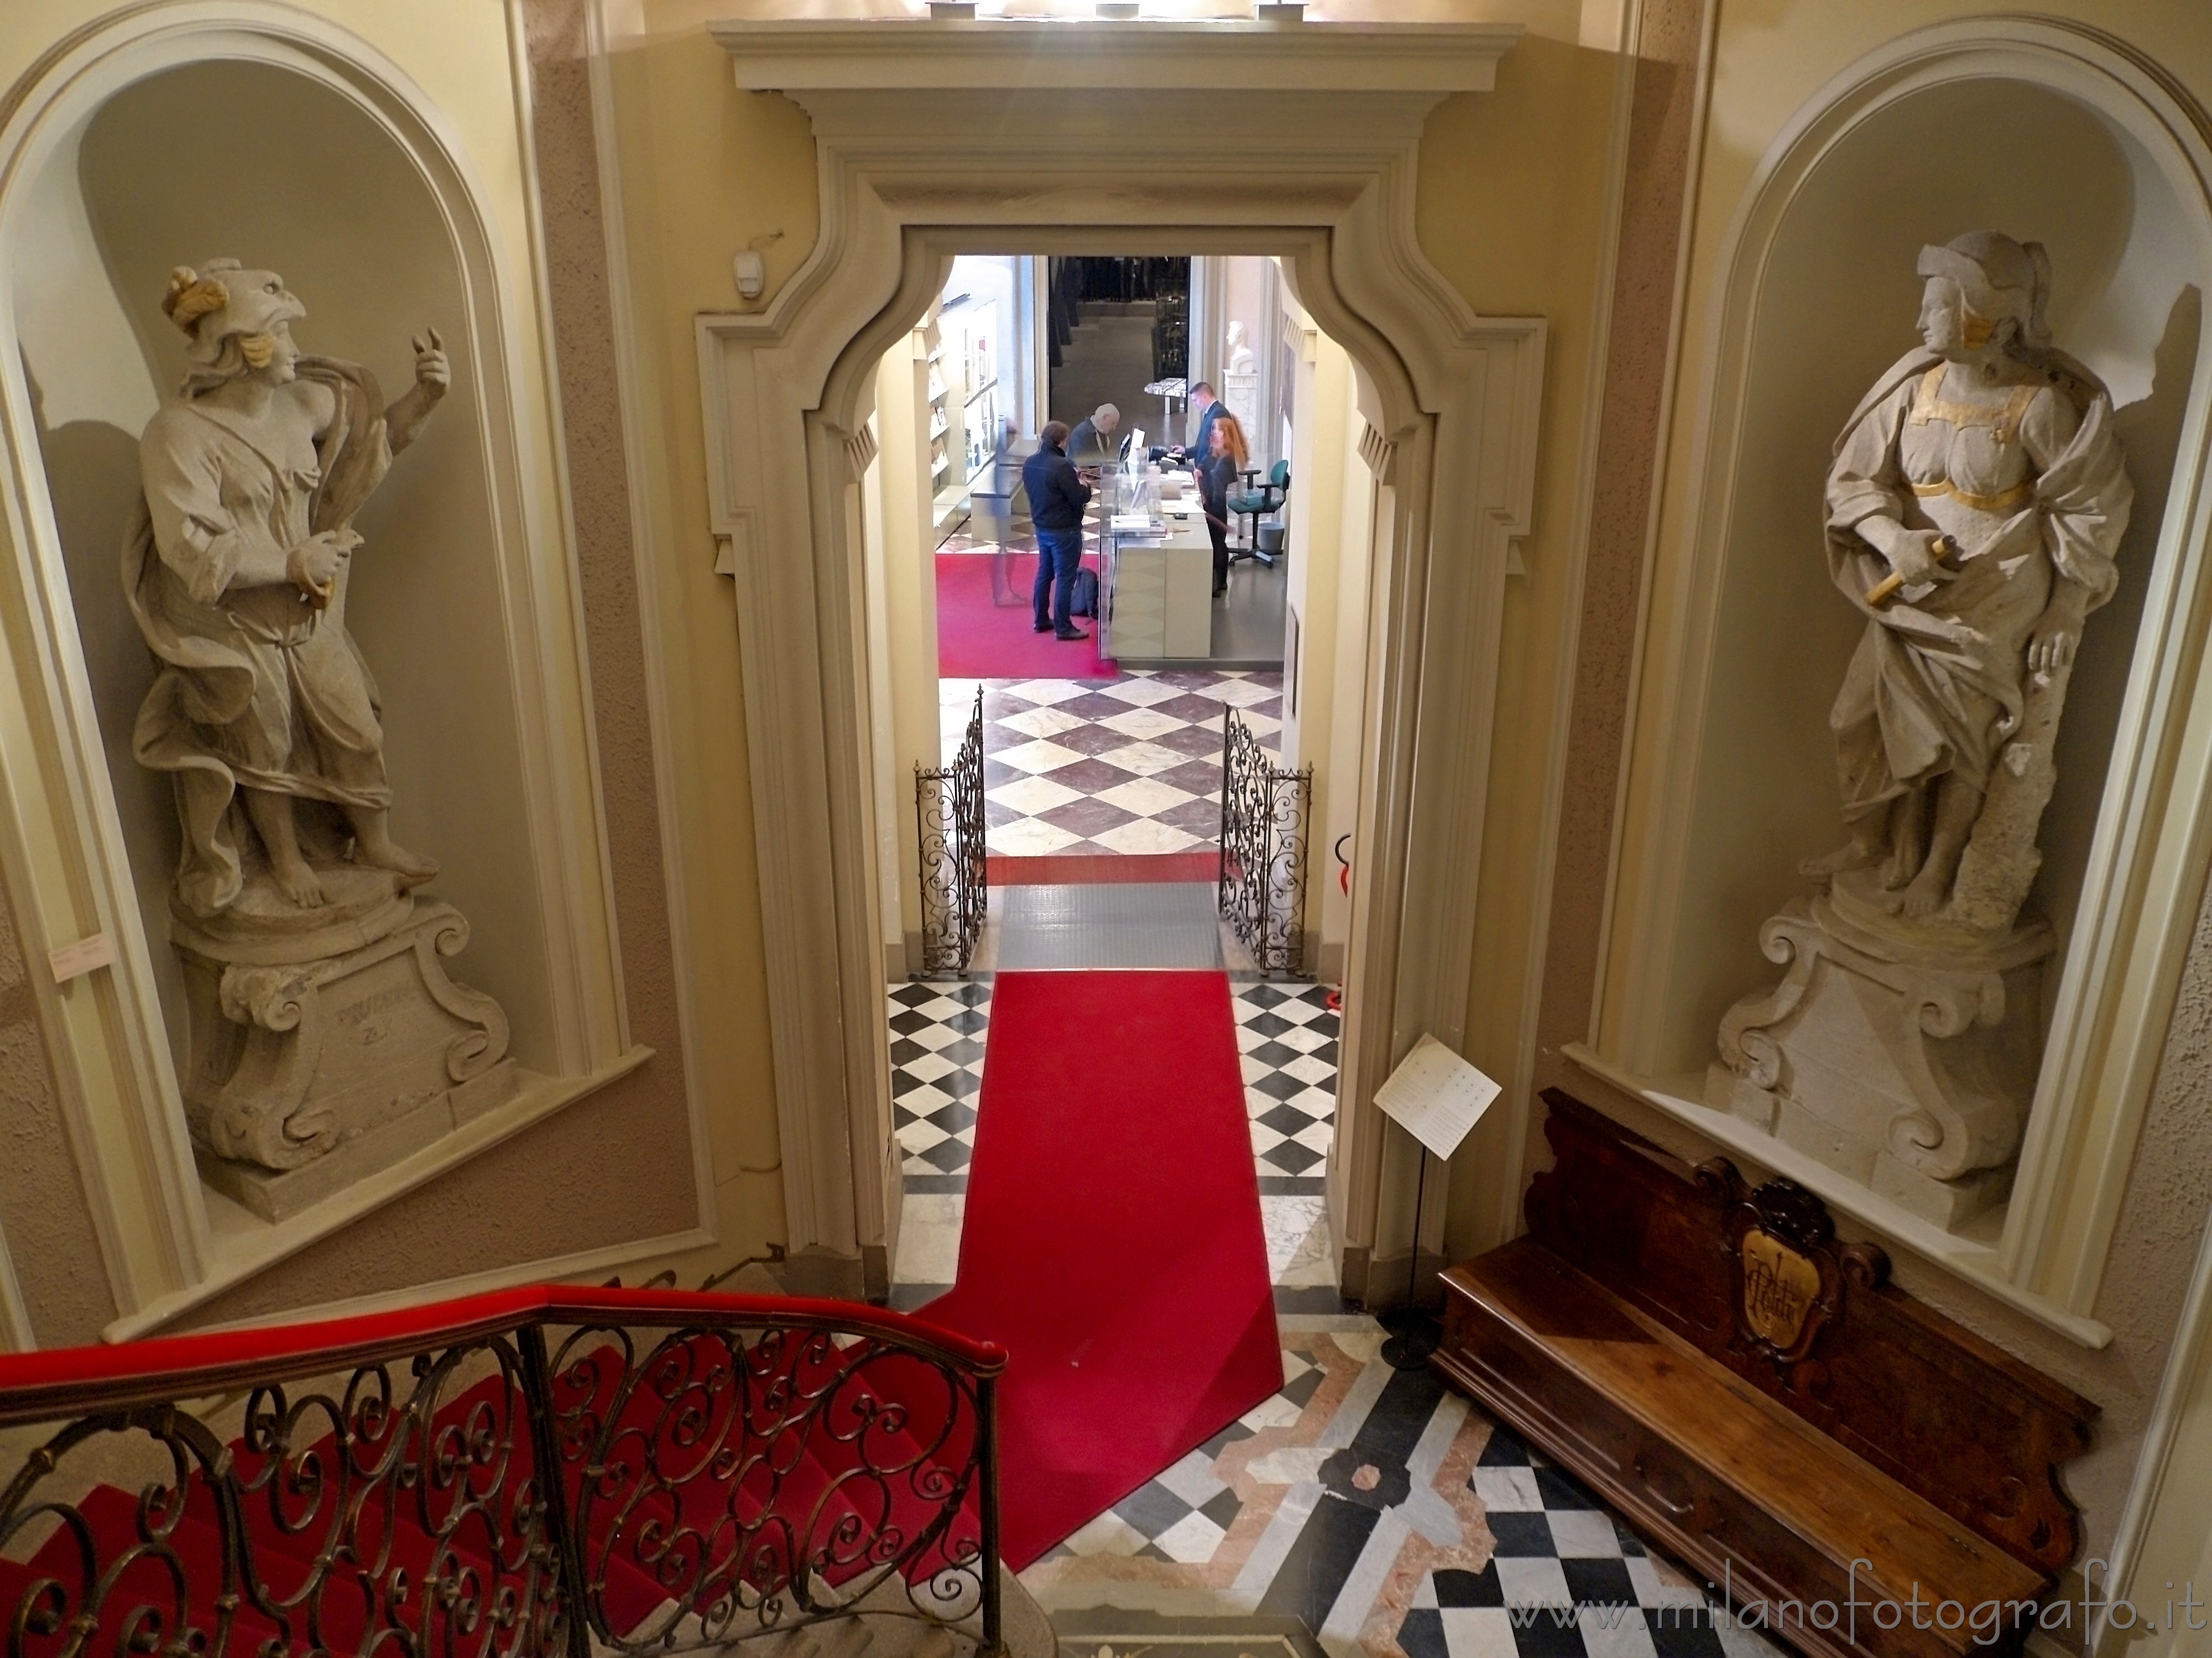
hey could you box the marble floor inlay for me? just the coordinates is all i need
[1024,1320,1786,1658]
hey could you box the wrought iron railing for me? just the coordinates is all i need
[1218,708,1313,978]
[0,1286,1007,1658]
[917,687,988,976]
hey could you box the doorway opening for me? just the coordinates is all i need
[858,248,1380,1331]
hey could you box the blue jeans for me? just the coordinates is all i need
[1032,525,1084,633]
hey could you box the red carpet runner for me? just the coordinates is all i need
[936,550,1116,678]
[923,969,1281,1568]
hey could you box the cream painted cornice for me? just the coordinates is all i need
[711,18,1521,93]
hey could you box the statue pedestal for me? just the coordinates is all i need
[1708,870,2051,1229]
[1223,369,1260,430]
[174,866,514,1222]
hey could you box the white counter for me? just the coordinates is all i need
[1104,509,1213,660]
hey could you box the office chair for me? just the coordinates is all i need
[1227,460,1291,565]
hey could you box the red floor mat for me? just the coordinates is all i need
[987,852,1220,885]
[918,969,1280,1568]
[936,551,1117,678]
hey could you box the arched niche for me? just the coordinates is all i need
[0,5,640,1320]
[1587,19,2212,1336]
[1663,75,2203,1073]
[11,56,556,1078]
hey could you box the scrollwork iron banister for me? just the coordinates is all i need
[0,1289,1007,1658]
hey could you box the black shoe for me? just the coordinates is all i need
[1033,621,1052,633]
[1055,627,1091,642]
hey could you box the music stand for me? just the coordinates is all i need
[1371,1033,1504,1371]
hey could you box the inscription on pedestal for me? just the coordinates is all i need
[175,879,513,1222]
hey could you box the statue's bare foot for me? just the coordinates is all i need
[1898,866,1950,917]
[357,841,439,887]
[271,858,325,908]
[1799,839,1880,878]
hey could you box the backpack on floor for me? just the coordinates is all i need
[1069,566,1099,618]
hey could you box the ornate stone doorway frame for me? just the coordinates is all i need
[693,22,1545,1297]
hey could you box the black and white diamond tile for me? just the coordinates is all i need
[888,979,992,1190]
[1238,983,1339,1188]
[1397,1421,1757,1658]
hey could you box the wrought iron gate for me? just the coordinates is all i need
[1218,707,1313,977]
[917,685,988,974]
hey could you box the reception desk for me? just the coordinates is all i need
[1102,508,1213,661]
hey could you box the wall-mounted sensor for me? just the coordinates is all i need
[733,251,766,299]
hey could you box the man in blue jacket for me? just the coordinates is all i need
[1023,420,1092,641]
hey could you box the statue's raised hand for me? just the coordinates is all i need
[411,328,449,400]
[385,331,448,453]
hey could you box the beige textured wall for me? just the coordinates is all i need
[1417,25,1625,1255]
[0,883,116,1348]
[1532,0,2212,1574]
[577,6,820,1279]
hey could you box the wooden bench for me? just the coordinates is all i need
[1435,1090,2095,1658]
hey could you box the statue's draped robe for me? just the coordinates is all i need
[127,357,394,915]
[1823,350,2131,826]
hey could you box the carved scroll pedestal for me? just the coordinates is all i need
[1707,869,2051,1229]
[173,865,514,1222]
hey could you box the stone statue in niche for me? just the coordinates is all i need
[127,259,514,1222]
[1710,232,2132,1230]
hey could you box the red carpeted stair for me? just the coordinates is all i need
[920,969,1281,1568]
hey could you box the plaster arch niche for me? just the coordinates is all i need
[10,61,555,1161]
[1674,76,2200,1070]
[1607,32,2212,1301]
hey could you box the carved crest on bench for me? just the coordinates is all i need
[1697,1160,1891,1370]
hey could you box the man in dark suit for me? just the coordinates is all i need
[1022,421,1092,641]
[1186,382,1226,471]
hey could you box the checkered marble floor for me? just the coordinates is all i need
[1241,983,1338,1187]
[1025,1323,1784,1658]
[939,672,1282,858]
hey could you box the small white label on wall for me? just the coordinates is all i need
[48,932,114,983]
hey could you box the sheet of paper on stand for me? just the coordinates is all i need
[1110,512,1159,535]
[1375,1033,1503,1159]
